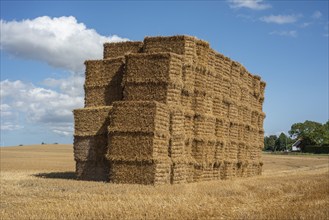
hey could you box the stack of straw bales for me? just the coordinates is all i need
[73,35,266,184]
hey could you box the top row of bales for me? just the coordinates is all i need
[100,35,265,103]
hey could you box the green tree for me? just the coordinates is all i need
[275,133,288,151]
[289,120,328,145]
[264,135,277,151]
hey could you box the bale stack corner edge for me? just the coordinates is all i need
[73,35,266,184]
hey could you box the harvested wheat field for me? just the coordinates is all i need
[1,145,328,219]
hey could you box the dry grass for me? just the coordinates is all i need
[1,145,328,219]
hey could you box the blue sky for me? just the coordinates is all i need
[1,0,328,146]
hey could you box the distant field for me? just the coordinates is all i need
[1,145,328,219]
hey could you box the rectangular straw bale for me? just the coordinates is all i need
[212,95,222,117]
[240,162,250,177]
[247,73,254,90]
[237,142,246,163]
[208,49,217,71]
[258,129,265,147]
[213,72,223,96]
[220,96,231,119]
[182,64,196,93]
[205,139,216,167]
[240,85,250,104]
[181,91,193,109]
[240,66,248,83]
[215,117,230,140]
[171,162,189,184]
[143,36,197,64]
[227,141,238,161]
[76,160,110,181]
[230,82,241,101]
[109,101,169,134]
[221,161,236,180]
[103,41,143,59]
[202,167,215,181]
[222,57,232,78]
[258,112,266,128]
[238,104,245,122]
[74,134,108,161]
[84,57,125,87]
[74,106,112,136]
[242,106,252,124]
[231,61,241,79]
[191,139,207,166]
[170,108,185,136]
[222,76,231,96]
[238,123,245,142]
[251,110,259,127]
[84,84,122,107]
[243,125,252,143]
[194,65,208,92]
[107,132,169,161]
[184,113,194,138]
[123,82,182,106]
[215,139,226,163]
[252,75,261,96]
[195,39,210,67]
[229,102,239,120]
[193,165,203,182]
[124,52,182,85]
[214,53,224,76]
[194,114,216,138]
[110,160,171,185]
[170,136,185,160]
[193,91,213,115]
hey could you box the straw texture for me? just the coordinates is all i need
[73,35,266,184]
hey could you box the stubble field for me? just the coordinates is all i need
[1,144,328,219]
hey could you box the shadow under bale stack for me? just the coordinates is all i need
[73,35,266,184]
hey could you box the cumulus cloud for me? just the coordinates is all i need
[0,16,128,73]
[0,16,129,138]
[228,0,271,10]
[260,14,301,24]
[270,30,297,38]
[0,79,83,135]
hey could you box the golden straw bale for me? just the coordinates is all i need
[124,52,183,85]
[73,106,112,136]
[103,41,143,59]
[73,134,108,162]
[195,39,210,67]
[123,82,182,106]
[143,35,197,64]
[84,57,125,87]
[110,160,171,185]
[76,160,110,181]
[107,132,169,162]
[109,101,169,134]
[182,64,196,93]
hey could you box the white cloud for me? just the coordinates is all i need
[0,16,129,73]
[270,30,298,38]
[1,123,24,131]
[51,124,74,137]
[260,14,301,24]
[312,11,322,19]
[0,79,83,135]
[228,0,271,10]
[0,16,129,139]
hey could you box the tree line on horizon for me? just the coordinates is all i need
[264,120,329,152]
